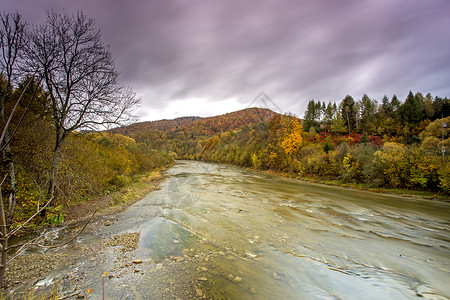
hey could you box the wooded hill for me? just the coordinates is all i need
[112,108,276,136]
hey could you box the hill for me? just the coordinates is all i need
[112,107,277,138]
[111,116,202,136]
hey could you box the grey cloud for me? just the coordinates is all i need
[2,0,450,120]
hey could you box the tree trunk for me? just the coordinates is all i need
[48,131,65,201]
[0,96,17,227]
[0,189,8,288]
[6,155,16,226]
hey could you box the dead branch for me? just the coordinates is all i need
[6,207,98,253]
[6,195,54,238]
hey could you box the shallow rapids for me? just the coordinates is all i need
[22,161,450,299]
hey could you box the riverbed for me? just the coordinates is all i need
[11,160,450,299]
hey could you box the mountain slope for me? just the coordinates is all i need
[113,107,277,138]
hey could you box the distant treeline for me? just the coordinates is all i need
[302,92,449,141]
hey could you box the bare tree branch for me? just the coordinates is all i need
[27,10,140,198]
[6,207,98,252]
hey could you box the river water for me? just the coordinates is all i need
[26,160,450,299]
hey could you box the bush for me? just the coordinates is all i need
[110,175,131,188]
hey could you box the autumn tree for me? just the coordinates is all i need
[27,11,140,199]
[280,116,303,156]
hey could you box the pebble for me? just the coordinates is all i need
[227,274,234,281]
[133,260,143,264]
[204,257,209,262]
[198,277,208,281]
[232,276,242,283]
[272,272,281,280]
[156,263,163,270]
[173,239,180,244]
[249,287,257,294]
[200,267,208,272]
[196,289,203,297]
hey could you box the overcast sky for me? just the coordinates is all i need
[2,0,450,121]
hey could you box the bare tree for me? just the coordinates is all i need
[27,11,140,198]
[0,11,27,226]
[0,10,138,288]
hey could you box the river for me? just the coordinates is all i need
[20,160,450,299]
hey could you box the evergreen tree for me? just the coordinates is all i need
[390,95,401,121]
[432,97,450,119]
[324,102,335,132]
[380,95,392,118]
[303,100,320,132]
[341,95,356,133]
[359,94,377,133]
[423,93,434,120]
[400,91,424,125]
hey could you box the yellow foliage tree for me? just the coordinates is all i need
[280,117,303,156]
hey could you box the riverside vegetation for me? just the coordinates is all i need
[113,93,449,198]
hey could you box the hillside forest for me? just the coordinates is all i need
[114,92,450,197]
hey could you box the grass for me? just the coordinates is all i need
[294,173,447,201]
[248,166,447,201]
[62,167,168,223]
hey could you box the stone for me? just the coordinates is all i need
[250,287,257,294]
[156,263,163,270]
[173,239,180,244]
[227,274,234,281]
[232,276,242,283]
[200,267,208,272]
[196,289,203,297]
[133,260,143,264]
[198,277,208,281]
[272,272,281,280]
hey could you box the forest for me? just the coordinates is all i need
[115,92,450,197]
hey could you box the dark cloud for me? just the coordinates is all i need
[2,0,450,120]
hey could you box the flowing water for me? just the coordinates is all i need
[22,161,450,299]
